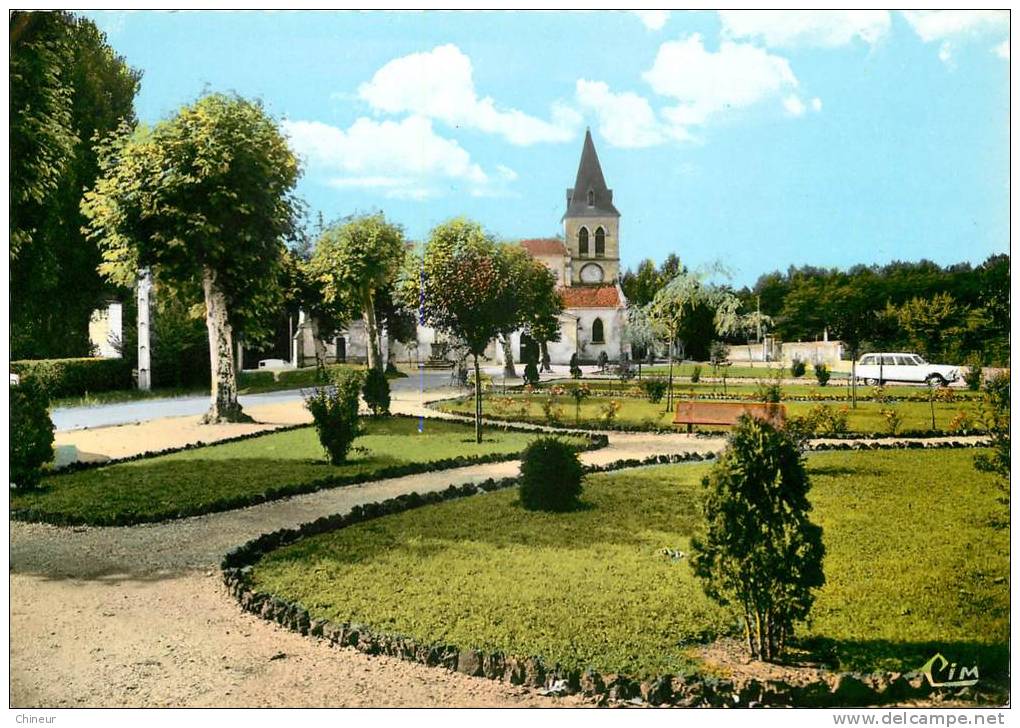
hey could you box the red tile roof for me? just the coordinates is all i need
[520,238,567,256]
[559,285,621,308]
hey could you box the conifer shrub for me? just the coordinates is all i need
[690,365,702,383]
[362,367,391,416]
[814,362,831,387]
[790,357,807,378]
[569,353,582,379]
[691,415,825,661]
[304,368,363,465]
[963,358,984,392]
[518,437,584,512]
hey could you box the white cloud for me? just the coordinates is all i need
[994,41,1010,60]
[811,97,823,112]
[719,10,890,48]
[938,42,955,68]
[643,34,800,127]
[282,116,505,200]
[574,79,688,148]
[901,10,1009,43]
[783,95,806,117]
[632,10,670,31]
[358,43,577,145]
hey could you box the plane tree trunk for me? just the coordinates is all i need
[501,336,516,378]
[363,288,381,371]
[200,266,252,424]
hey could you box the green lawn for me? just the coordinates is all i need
[250,448,1008,679]
[436,393,984,434]
[11,418,587,526]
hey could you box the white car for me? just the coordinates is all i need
[855,353,959,386]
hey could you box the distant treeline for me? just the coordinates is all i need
[622,254,1009,366]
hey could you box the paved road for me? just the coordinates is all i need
[50,369,462,432]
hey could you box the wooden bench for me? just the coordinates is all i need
[673,401,786,433]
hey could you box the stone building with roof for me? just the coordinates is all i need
[503,129,629,366]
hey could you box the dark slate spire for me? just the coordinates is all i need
[564,128,620,219]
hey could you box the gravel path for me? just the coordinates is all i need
[11,392,722,708]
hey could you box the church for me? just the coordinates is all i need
[497,129,629,367]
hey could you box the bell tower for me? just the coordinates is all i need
[563,129,620,286]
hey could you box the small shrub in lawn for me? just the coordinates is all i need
[757,381,782,404]
[975,370,1009,493]
[871,385,889,404]
[569,353,582,379]
[880,408,903,436]
[804,404,850,436]
[790,357,806,378]
[362,367,391,416]
[814,362,831,387]
[948,411,974,433]
[691,415,825,661]
[963,356,983,392]
[597,351,609,372]
[540,396,563,424]
[518,437,584,512]
[600,399,622,427]
[690,365,702,383]
[641,378,668,404]
[303,368,363,465]
[10,378,55,489]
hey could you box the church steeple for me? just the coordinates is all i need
[565,128,620,219]
[562,129,621,286]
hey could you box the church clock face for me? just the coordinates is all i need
[580,263,604,284]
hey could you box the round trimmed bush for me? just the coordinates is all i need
[518,437,584,512]
[10,378,55,489]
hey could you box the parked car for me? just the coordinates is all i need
[855,353,959,386]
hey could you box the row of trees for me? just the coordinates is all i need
[77,90,560,430]
[747,257,1009,365]
[621,254,1009,368]
[11,11,142,359]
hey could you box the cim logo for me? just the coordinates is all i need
[920,653,979,688]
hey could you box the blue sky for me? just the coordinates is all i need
[81,10,1009,288]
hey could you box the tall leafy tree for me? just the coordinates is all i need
[404,218,519,443]
[10,12,141,358]
[81,93,301,422]
[497,245,562,378]
[10,11,76,260]
[310,213,406,372]
[646,267,739,409]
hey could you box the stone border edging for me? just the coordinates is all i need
[15,415,608,527]
[220,449,972,708]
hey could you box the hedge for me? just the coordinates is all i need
[11,357,133,398]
